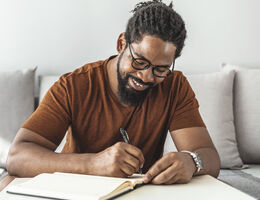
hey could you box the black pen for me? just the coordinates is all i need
[120,128,143,174]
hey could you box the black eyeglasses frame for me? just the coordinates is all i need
[128,43,175,78]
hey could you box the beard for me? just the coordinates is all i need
[116,51,153,106]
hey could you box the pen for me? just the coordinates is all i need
[120,128,143,174]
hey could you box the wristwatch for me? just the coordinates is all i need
[181,150,204,173]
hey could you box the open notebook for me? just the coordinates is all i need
[7,172,145,200]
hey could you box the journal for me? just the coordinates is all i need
[7,172,144,200]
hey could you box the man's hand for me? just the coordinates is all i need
[91,142,145,178]
[143,152,196,184]
[7,129,145,178]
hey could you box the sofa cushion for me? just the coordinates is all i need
[0,68,36,168]
[221,64,260,164]
[242,165,260,179]
[164,70,244,168]
[219,166,260,199]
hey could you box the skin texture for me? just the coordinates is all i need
[6,33,220,184]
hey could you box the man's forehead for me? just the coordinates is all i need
[131,35,177,65]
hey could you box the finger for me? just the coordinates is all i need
[144,156,172,183]
[122,143,145,168]
[176,174,192,184]
[111,166,129,178]
[151,162,180,184]
[164,174,181,185]
[120,160,137,176]
[122,152,140,172]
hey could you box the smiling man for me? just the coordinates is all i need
[7,0,220,184]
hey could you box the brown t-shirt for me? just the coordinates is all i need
[23,56,205,172]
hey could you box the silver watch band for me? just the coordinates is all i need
[181,150,203,173]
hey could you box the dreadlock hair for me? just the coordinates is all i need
[125,0,187,58]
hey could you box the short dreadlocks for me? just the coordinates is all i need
[124,0,187,58]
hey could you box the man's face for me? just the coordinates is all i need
[117,35,176,106]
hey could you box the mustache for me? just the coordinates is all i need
[128,74,154,87]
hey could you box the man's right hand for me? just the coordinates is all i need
[91,142,144,177]
[7,129,144,178]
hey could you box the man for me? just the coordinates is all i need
[7,0,220,185]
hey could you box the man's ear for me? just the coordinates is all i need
[117,32,127,53]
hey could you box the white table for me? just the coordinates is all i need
[0,175,255,200]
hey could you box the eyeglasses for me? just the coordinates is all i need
[128,43,174,78]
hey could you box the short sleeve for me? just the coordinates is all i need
[169,73,205,132]
[22,75,72,145]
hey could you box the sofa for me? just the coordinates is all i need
[0,64,260,199]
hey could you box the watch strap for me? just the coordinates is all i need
[181,150,203,173]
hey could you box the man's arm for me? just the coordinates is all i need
[143,127,220,184]
[171,127,220,177]
[6,128,144,178]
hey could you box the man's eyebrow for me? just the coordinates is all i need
[133,50,171,68]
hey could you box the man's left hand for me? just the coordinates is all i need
[143,152,196,184]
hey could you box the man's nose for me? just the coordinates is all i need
[136,66,155,83]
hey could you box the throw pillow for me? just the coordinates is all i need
[221,64,260,163]
[164,70,244,168]
[0,68,36,168]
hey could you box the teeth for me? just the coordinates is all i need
[133,79,144,87]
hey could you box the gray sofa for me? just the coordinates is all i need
[1,64,260,199]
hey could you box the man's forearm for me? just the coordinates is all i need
[6,142,95,177]
[194,147,220,177]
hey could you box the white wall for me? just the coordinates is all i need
[0,0,260,95]
[174,0,260,73]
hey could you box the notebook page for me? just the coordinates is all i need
[7,173,144,200]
